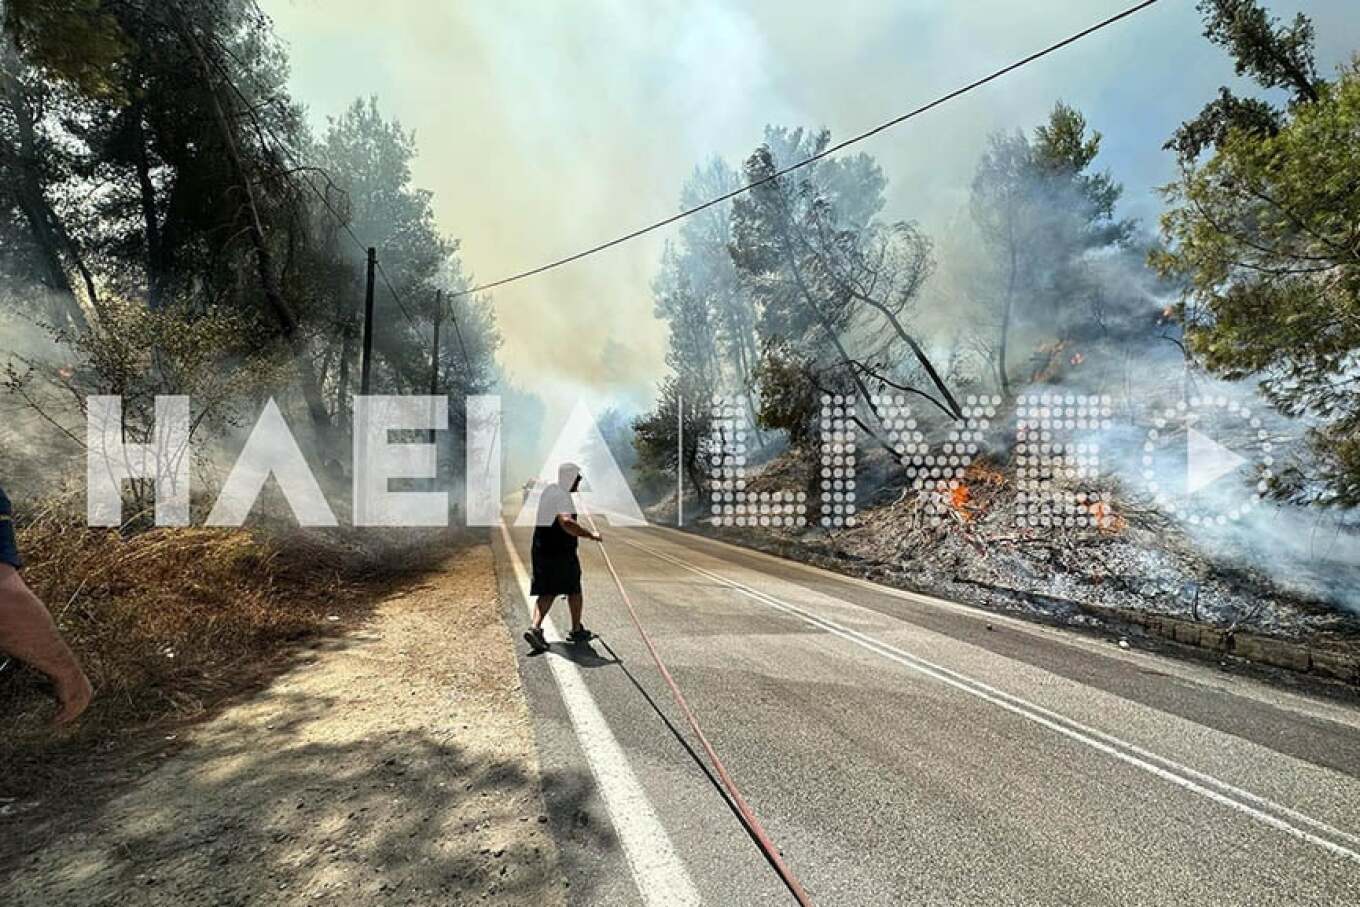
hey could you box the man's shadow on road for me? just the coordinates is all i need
[525,638,619,669]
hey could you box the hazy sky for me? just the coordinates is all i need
[261,0,1359,419]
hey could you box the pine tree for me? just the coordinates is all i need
[1155,1,1360,506]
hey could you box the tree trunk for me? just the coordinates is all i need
[871,302,963,419]
[131,103,164,309]
[730,323,766,449]
[337,316,354,422]
[177,13,332,436]
[773,218,897,459]
[788,208,962,419]
[998,232,1017,399]
[0,68,93,331]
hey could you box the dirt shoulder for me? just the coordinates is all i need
[0,542,565,906]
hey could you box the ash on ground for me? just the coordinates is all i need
[674,446,1360,653]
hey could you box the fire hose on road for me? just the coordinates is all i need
[575,504,816,907]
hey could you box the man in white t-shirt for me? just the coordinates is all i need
[523,463,601,653]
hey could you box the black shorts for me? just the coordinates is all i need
[0,488,21,570]
[530,551,581,597]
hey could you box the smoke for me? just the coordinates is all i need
[24,0,1338,604]
[0,290,87,498]
[1093,367,1360,614]
[927,227,1360,614]
[260,0,1360,391]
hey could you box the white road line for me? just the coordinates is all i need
[660,527,1360,734]
[623,534,1360,866]
[497,523,700,906]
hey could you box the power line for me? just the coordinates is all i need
[270,138,434,338]
[147,5,481,392]
[202,31,457,348]
[373,259,421,330]
[272,123,481,381]
[272,136,475,373]
[447,0,1162,299]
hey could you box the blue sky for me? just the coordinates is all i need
[261,0,1359,414]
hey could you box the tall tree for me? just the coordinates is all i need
[0,32,103,329]
[310,97,475,406]
[633,375,712,503]
[1166,0,1321,164]
[731,126,956,444]
[1155,2,1360,506]
[1,1,500,466]
[635,158,755,492]
[1,0,336,433]
[970,102,1133,396]
[673,158,762,436]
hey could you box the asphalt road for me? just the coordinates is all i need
[492,522,1360,906]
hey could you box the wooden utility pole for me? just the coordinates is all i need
[429,289,444,397]
[360,247,376,395]
[354,247,377,523]
[677,392,684,527]
[429,290,443,443]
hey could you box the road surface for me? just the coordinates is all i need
[492,522,1360,906]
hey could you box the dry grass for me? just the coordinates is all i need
[0,500,470,788]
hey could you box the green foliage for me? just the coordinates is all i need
[319,96,452,292]
[641,123,949,475]
[1157,2,1357,506]
[1168,0,1320,162]
[655,158,752,393]
[750,339,824,448]
[305,96,499,411]
[1198,0,1319,100]
[0,3,500,467]
[2,0,128,99]
[632,375,712,499]
[730,127,953,420]
[730,128,883,349]
[635,158,761,495]
[3,297,289,451]
[1155,58,1360,506]
[654,256,719,384]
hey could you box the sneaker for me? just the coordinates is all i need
[566,626,595,644]
[523,627,548,652]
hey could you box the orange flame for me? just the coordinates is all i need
[937,482,976,524]
[950,483,971,509]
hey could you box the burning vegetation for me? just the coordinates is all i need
[690,437,1359,653]
[632,1,1360,662]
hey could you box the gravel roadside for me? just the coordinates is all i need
[1,542,566,906]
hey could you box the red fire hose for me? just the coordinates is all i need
[577,505,815,906]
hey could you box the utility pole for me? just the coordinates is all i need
[360,247,376,395]
[677,392,684,527]
[429,290,443,444]
[429,289,443,396]
[354,247,377,525]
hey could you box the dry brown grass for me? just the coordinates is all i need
[0,500,471,788]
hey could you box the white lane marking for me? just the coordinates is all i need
[498,523,700,905]
[661,527,1360,734]
[646,532,1360,836]
[624,535,1360,866]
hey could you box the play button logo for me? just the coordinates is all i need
[1186,427,1247,494]
[1142,396,1277,525]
